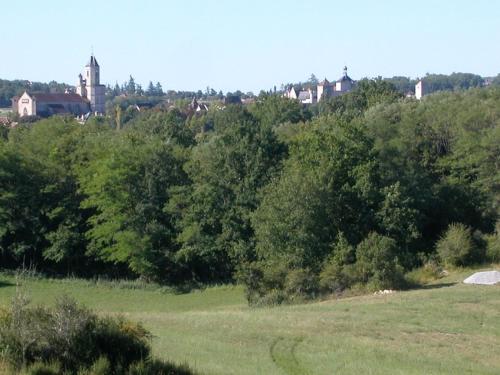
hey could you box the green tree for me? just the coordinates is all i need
[307,73,319,86]
[253,118,381,271]
[249,95,311,128]
[319,78,402,121]
[155,82,164,96]
[170,107,286,280]
[354,232,403,289]
[126,75,136,95]
[146,81,155,96]
[79,136,189,281]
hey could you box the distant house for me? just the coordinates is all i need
[334,67,355,94]
[318,66,355,101]
[189,97,209,113]
[415,80,425,100]
[297,88,315,104]
[317,78,330,102]
[283,87,299,100]
[16,91,90,117]
[284,66,356,104]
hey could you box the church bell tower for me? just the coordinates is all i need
[85,55,100,87]
[78,54,106,114]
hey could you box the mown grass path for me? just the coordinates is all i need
[270,336,311,375]
[0,267,499,374]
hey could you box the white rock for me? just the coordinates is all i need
[463,271,500,285]
[374,289,396,295]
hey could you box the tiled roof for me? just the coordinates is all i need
[30,93,89,103]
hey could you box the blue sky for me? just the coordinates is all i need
[1,0,499,92]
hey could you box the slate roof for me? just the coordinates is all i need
[298,91,311,100]
[337,74,354,83]
[337,66,354,83]
[86,55,99,67]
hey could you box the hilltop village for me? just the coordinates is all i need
[11,55,105,119]
[6,57,433,122]
[283,66,429,105]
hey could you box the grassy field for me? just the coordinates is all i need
[0,267,499,375]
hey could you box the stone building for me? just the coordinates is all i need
[76,55,106,114]
[415,80,425,100]
[13,54,105,117]
[285,87,298,100]
[317,66,355,102]
[316,78,330,102]
[16,92,89,117]
[284,66,356,104]
[297,88,315,104]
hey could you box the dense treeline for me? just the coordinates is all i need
[0,83,499,303]
[384,72,486,94]
[283,72,494,97]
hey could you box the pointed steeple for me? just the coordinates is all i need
[88,55,99,67]
[86,51,99,67]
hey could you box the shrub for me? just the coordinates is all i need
[93,317,151,371]
[436,223,477,266]
[237,261,288,306]
[319,234,357,294]
[43,296,97,371]
[0,295,153,374]
[284,268,319,301]
[23,361,60,375]
[319,262,346,294]
[0,291,52,370]
[254,289,287,306]
[405,260,443,286]
[354,232,404,290]
[330,233,356,267]
[486,223,500,262]
[238,262,322,305]
[77,357,111,375]
[128,358,195,375]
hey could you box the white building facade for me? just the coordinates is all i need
[415,80,425,100]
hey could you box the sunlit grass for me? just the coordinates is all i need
[1,266,499,374]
